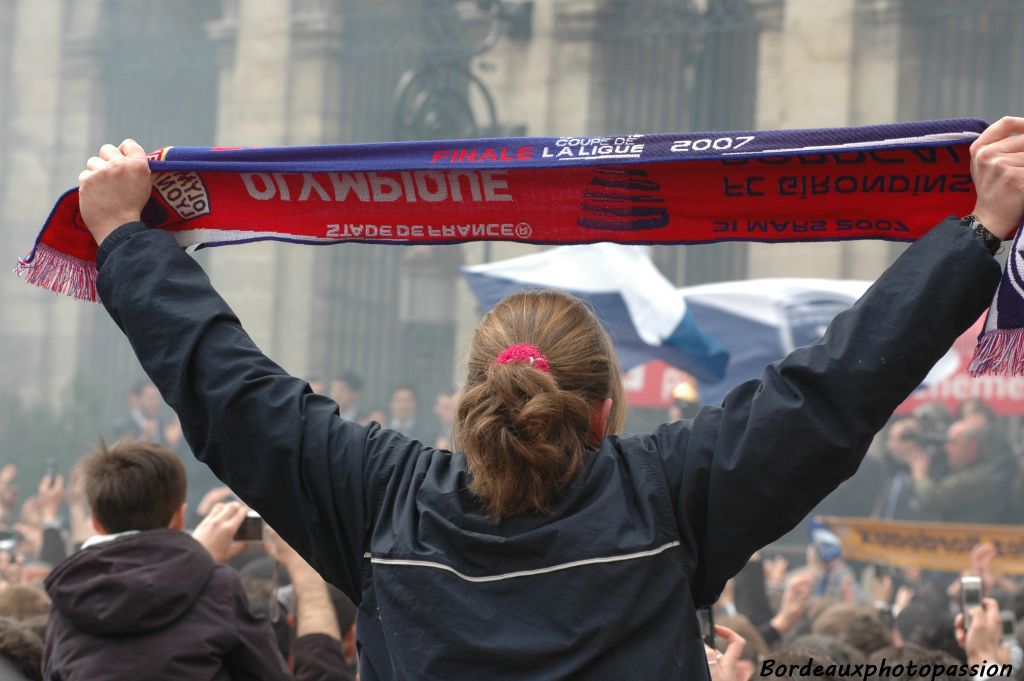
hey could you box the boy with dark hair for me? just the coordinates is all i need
[81,439,187,533]
[43,440,290,681]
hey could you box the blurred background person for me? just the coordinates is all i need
[329,372,363,423]
[109,380,165,444]
[910,418,1017,524]
[387,384,431,441]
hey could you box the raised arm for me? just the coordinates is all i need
[652,116,1024,607]
[79,140,403,601]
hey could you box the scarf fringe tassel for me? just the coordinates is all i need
[14,243,98,303]
[968,327,1024,377]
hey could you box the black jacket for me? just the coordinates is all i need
[95,218,1000,680]
[43,529,290,680]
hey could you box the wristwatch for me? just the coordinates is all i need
[960,215,1003,255]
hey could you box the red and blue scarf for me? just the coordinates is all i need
[16,118,1021,375]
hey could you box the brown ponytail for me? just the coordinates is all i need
[453,290,626,517]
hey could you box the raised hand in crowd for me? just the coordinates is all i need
[763,555,789,587]
[196,486,234,518]
[264,527,340,639]
[65,464,92,548]
[163,416,184,450]
[10,470,71,567]
[870,572,893,606]
[0,464,17,525]
[892,585,915,618]
[0,548,22,589]
[949,542,1017,602]
[762,555,789,611]
[706,624,746,681]
[715,578,736,616]
[840,574,857,605]
[955,597,1010,668]
[11,521,41,562]
[265,526,354,681]
[138,417,161,443]
[13,490,45,560]
[969,541,1016,595]
[907,447,931,482]
[64,465,84,509]
[36,474,64,524]
[17,494,41,530]
[771,570,813,635]
[191,501,249,563]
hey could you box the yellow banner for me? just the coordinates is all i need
[819,516,1024,575]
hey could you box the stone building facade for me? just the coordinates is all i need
[1,0,1022,416]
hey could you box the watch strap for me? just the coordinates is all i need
[960,215,1003,255]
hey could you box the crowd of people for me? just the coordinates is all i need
[696,396,1024,681]
[0,372,1021,679]
[0,436,360,680]
[108,375,457,512]
[0,371,461,679]
[812,397,1024,526]
[706,536,1023,681]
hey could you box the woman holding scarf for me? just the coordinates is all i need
[75,117,1022,680]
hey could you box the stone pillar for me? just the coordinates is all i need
[845,0,905,279]
[0,0,98,404]
[204,0,294,365]
[746,0,901,281]
[270,8,344,378]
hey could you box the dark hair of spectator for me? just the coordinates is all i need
[805,596,841,624]
[957,397,997,424]
[0,616,43,681]
[811,604,893,655]
[770,635,856,681]
[20,615,48,649]
[453,290,626,517]
[390,383,417,401]
[716,614,768,662]
[81,439,187,533]
[0,587,50,622]
[866,644,961,681]
[788,634,867,667]
[912,402,953,438]
[885,414,920,438]
[895,597,964,662]
[332,371,363,392]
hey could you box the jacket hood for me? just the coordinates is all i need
[44,528,216,636]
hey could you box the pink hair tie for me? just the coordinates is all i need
[495,343,550,373]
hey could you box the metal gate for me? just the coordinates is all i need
[892,0,1024,122]
[80,0,221,426]
[592,0,761,286]
[313,0,523,413]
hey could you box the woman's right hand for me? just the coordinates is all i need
[969,116,1024,241]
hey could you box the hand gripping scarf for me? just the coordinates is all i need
[15,118,1023,376]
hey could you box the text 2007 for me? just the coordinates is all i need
[835,219,909,232]
[671,136,755,153]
